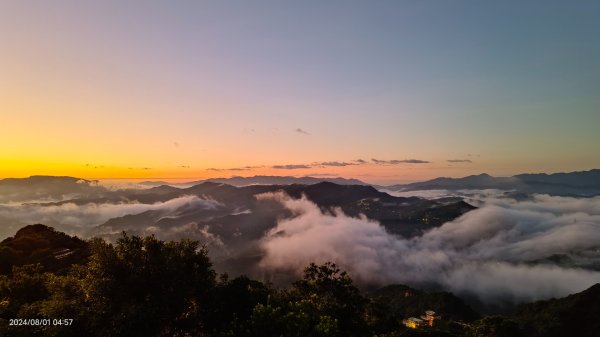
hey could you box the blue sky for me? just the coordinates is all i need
[1,1,599,183]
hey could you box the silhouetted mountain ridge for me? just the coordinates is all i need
[513,283,600,337]
[387,169,600,196]
[139,175,368,188]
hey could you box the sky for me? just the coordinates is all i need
[1,1,599,184]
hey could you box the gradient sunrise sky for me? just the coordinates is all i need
[1,1,599,184]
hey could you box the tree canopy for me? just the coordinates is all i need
[1,226,597,337]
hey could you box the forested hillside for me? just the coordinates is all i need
[0,225,598,337]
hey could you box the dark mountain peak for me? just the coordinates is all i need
[131,175,369,189]
[13,224,57,237]
[310,180,376,190]
[424,176,453,183]
[388,168,600,196]
[515,168,600,178]
[4,224,84,249]
[297,181,381,197]
[187,181,235,190]
[194,175,369,187]
[514,169,600,188]
[279,182,389,210]
[182,181,242,202]
[310,181,353,188]
[145,184,181,193]
[0,224,89,274]
[463,173,495,180]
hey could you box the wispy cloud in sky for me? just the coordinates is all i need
[207,157,433,173]
[372,158,430,165]
[272,164,312,169]
[315,161,357,167]
[206,165,264,172]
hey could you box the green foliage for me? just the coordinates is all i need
[244,298,342,337]
[0,264,49,315]
[2,226,532,337]
[0,232,217,337]
[204,275,271,334]
[0,232,481,337]
[81,233,217,336]
[239,262,367,337]
[290,262,367,336]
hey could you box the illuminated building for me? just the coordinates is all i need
[402,317,424,329]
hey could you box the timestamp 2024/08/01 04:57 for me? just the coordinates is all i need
[8,318,74,326]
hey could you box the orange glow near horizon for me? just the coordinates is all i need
[0,157,471,184]
[1,156,581,185]
[2,2,599,184]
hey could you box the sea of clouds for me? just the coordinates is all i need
[258,192,600,305]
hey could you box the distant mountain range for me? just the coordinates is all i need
[139,175,368,188]
[0,175,105,203]
[4,169,599,200]
[137,169,600,197]
[385,169,600,197]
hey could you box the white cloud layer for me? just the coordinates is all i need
[0,195,220,232]
[258,192,600,304]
